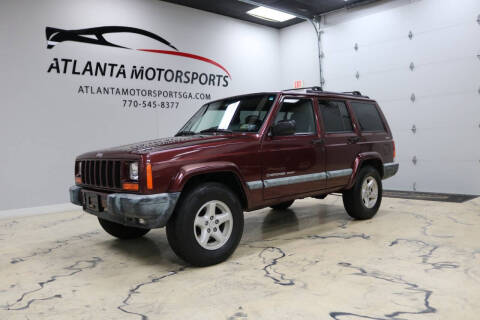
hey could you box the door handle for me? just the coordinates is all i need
[348,137,360,143]
[312,138,324,145]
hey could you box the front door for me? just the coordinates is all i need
[261,97,326,200]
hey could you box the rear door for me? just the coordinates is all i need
[348,100,393,163]
[317,99,360,187]
[261,96,326,200]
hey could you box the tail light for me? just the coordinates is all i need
[392,140,396,160]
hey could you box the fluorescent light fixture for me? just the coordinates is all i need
[246,6,296,22]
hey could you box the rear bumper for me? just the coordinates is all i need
[69,186,180,229]
[383,162,399,180]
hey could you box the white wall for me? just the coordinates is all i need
[1,0,479,214]
[280,21,320,88]
[280,0,480,195]
[0,0,281,212]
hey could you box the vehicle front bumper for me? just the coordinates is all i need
[69,186,180,229]
[383,162,399,180]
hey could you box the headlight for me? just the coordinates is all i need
[129,162,139,181]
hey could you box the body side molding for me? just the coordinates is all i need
[246,168,353,190]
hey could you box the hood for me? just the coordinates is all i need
[111,135,232,153]
[78,135,236,158]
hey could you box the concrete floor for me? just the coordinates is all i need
[1,195,479,320]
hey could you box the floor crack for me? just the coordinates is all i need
[117,266,186,320]
[10,231,99,264]
[1,257,102,311]
[248,245,294,286]
[389,238,459,271]
[330,262,436,319]
[40,214,84,229]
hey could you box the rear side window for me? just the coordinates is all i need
[350,102,385,132]
[318,100,353,133]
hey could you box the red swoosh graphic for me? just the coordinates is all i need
[138,49,231,78]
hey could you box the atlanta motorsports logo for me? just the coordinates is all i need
[45,26,231,87]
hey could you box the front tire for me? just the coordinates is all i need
[342,166,382,220]
[166,182,244,267]
[98,218,150,239]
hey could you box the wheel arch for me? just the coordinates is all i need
[346,152,384,190]
[169,161,249,209]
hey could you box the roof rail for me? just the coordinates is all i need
[342,91,370,98]
[342,91,362,96]
[282,87,370,98]
[283,86,323,92]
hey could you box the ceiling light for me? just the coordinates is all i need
[246,6,296,22]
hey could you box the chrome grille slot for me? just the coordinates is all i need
[80,159,123,189]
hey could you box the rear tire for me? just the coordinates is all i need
[98,218,150,239]
[166,182,244,267]
[270,200,295,210]
[342,166,382,220]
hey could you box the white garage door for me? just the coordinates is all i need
[322,0,480,194]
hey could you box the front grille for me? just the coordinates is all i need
[80,160,122,189]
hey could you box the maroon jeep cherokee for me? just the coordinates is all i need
[70,87,398,266]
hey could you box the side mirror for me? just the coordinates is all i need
[271,120,296,136]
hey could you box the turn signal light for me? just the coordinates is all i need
[392,140,396,160]
[75,177,82,184]
[146,163,153,190]
[123,183,139,191]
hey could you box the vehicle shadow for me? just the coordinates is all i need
[242,201,351,243]
[102,231,184,266]
[100,199,353,267]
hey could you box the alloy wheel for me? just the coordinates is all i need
[193,200,233,250]
[361,176,378,209]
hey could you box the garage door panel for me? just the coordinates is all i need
[407,61,480,95]
[410,130,480,161]
[400,160,480,194]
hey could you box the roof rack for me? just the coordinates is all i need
[283,86,323,92]
[342,91,370,98]
[282,87,370,98]
[342,91,362,96]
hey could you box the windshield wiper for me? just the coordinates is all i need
[175,131,197,136]
[199,127,233,134]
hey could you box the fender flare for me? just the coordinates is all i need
[346,152,384,189]
[169,161,249,198]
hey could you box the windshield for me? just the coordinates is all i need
[177,94,277,135]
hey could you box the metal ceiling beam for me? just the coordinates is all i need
[238,0,325,88]
[238,0,382,88]
[238,0,382,20]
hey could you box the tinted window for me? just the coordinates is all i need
[274,98,316,135]
[350,102,385,132]
[318,100,353,133]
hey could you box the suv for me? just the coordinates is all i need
[70,87,398,266]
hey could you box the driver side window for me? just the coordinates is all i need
[274,98,316,135]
